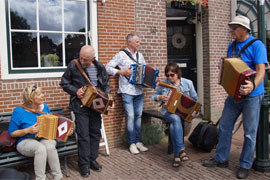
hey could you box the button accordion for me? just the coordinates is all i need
[36,114,74,142]
[129,64,159,89]
[159,81,201,123]
[80,85,113,115]
[218,57,256,101]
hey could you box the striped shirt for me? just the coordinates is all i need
[86,65,98,87]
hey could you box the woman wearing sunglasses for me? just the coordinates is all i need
[8,84,72,180]
[152,62,200,168]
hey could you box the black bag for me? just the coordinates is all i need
[188,121,219,152]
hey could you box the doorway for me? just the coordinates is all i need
[167,20,197,90]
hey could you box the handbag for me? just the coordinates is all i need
[188,120,219,152]
[0,130,17,154]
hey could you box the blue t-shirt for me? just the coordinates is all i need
[227,35,268,96]
[8,103,50,144]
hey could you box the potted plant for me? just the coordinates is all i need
[167,0,208,9]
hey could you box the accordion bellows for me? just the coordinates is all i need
[129,64,159,89]
[36,114,74,142]
[159,81,201,123]
[80,85,113,114]
[219,57,256,101]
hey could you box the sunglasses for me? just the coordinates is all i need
[166,73,175,78]
[230,25,240,31]
[31,85,37,95]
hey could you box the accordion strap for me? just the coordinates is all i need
[232,38,258,57]
[122,49,140,65]
[158,81,177,89]
[73,59,94,86]
[20,104,46,114]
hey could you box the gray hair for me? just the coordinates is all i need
[126,33,139,43]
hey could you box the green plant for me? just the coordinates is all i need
[122,122,165,147]
[167,0,208,6]
[41,54,59,67]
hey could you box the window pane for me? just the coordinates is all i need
[10,0,36,30]
[12,32,38,68]
[39,0,61,31]
[64,1,85,32]
[65,34,86,65]
[40,33,62,67]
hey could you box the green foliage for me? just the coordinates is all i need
[41,54,59,67]
[122,122,165,147]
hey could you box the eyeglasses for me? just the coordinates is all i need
[166,73,175,78]
[230,25,240,31]
[31,85,37,95]
[81,57,92,61]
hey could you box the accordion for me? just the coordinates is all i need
[218,57,256,101]
[160,82,201,123]
[80,85,113,115]
[36,114,74,142]
[129,64,159,89]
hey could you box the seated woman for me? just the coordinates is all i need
[152,62,200,168]
[8,84,72,180]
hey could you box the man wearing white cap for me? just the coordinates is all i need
[203,15,268,179]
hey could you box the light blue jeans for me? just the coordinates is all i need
[215,95,263,169]
[164,112,184,155]
[121,93,144,145]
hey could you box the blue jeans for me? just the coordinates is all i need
[121,93,144,145]
[163,112,185,155]
[215,95,263,169]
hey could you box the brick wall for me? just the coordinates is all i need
[97,0,136,147]
[0,78,70,115]
[135,0,167,110]
[202,0,232,121]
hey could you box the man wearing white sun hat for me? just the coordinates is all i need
[203,15,268,179]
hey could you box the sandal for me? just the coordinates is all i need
[179,150,189,161]
[172,155,181,168]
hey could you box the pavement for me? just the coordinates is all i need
[15,118,270,180]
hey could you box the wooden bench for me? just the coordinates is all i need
[0,107,78,177]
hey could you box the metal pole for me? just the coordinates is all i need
[253,0,270,172]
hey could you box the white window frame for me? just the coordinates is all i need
[0,0,98,80]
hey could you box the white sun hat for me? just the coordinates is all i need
[228,15,251,31]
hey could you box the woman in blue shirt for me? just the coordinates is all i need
[8,85,68,180]
[152,62,200,168]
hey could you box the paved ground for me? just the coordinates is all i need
[15,119,270,180]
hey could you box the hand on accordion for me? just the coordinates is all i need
[77,87,86,99]
[192,110,200,119]
[158,95,169,103]
[68,127,74,136]
[107,102,115,111]
[239,80,253,95]
[121,68,133,76]
[27,122,39,134]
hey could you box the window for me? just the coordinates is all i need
[0,0,98,79]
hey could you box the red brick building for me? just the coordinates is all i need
[0,0,269,148]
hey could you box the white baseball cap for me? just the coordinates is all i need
[228,15,251,31]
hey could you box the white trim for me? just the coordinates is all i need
[0,0,98,80]
[196,20,204,115]
[90,0,98,60]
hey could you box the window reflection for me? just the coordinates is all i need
[65,34,86,65]
[64,1,85,32]
[40,33,62,67]
[10,0,36,30]
[12,32,38,68]
[39,0,62,31]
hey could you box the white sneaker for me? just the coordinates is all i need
[129,143,140,154]
[136,142,148,152]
